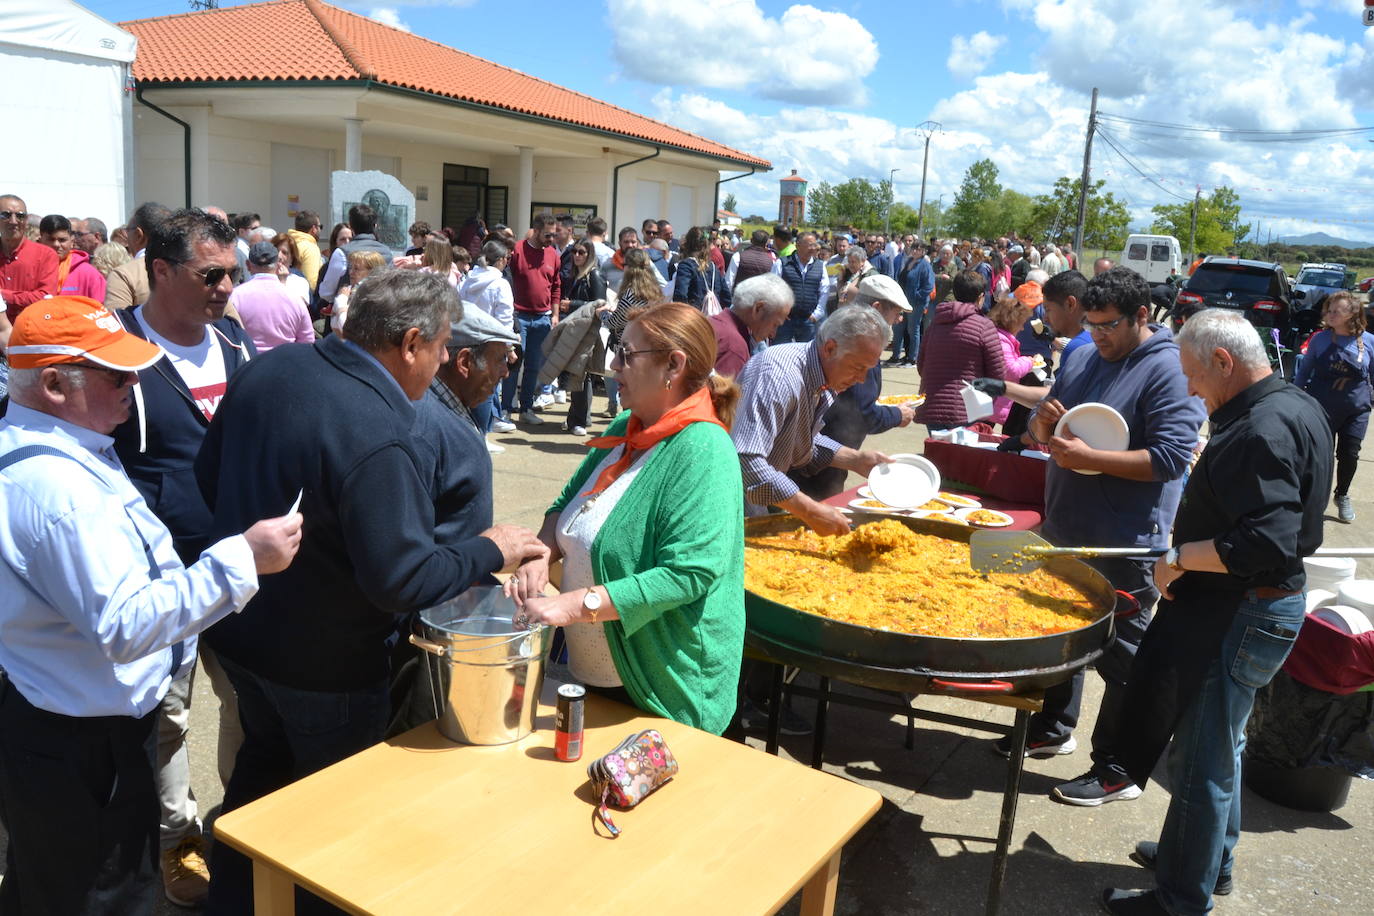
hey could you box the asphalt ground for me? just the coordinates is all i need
[3,362,1371,915]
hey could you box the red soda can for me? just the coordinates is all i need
[555,684,586,762]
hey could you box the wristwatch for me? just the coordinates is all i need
[1165,547,1184,572]
[582,588,603,623]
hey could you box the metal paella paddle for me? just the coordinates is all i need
[969,529,1374,576]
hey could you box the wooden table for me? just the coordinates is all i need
[213,694,882,915]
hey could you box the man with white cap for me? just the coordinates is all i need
[0,296,301,915]
[792,273,916,500]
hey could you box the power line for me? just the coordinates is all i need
[1094,127,1194,203]
[1098,113,1374,141]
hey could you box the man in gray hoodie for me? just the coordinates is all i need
[1004,267,1206,808]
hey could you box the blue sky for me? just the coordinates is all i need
[90,0,1374,240]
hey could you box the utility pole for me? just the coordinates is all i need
[885,168,899,237]
[1188,185,1200,264]
[915,121,940,237]
[1073,88,1098,256]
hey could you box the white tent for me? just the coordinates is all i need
[0,0,137,227]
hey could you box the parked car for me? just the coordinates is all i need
[1120,234,1183,285]
[1291,262,1353,335]
[1360,275,1374,304]
[1172,257,1292,343]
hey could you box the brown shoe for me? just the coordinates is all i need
[162,835,211,907]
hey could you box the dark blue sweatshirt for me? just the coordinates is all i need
[1042,326,1205,550]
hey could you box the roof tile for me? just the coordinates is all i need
[121,0,769,168]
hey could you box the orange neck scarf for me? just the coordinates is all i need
[612,248,627,271]
[583,386,724,496]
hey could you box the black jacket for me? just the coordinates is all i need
[195,334,504,690]
[113,310,256,564]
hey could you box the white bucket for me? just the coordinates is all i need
[1337,580,1374,617]
[1304,556,1356,592]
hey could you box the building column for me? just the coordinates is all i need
[515,145,534,231]
[344,118,364,172]
[186,105,212,209]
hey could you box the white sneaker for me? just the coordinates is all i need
[554,390,568,404]
[491,418,516,433]
[486,440,505,454]
[533,393,555,410]
[523,412,545,425]
[568,425,587,437]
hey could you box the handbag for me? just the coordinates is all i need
[702,264,723,317]
[586,729,679,838]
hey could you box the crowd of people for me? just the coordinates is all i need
[0,186,1360,916]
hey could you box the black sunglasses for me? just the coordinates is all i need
[0,210,27,222]
[613,345,671,364]
[164,259,240,287]
[75,364,136,387]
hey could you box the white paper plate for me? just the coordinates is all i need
[868,454,941,509]
[849,497,905,514]
[1019,449,1051,461]
[1312,605,1374,636]
[934,491,982,509]
[954,507,1015,528]
[1337,579,1374,615]
[858,485,874,499]
[1305,589,1337,614]
[1054,402,1130,476]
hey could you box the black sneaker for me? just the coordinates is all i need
[1052,770,1143,806]
[1130,841,1233,896]
[737,698,813,736]
[1099,888,1168,915]
[993,733,1077,759]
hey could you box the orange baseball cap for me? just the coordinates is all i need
[1013,282,1044,307]
[8,296,163,371]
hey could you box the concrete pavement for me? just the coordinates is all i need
[3,364,1370,915]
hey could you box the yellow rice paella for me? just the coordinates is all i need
[745,519,1098,638]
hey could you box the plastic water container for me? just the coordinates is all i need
[1305,557,1356,593]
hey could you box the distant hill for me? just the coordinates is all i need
[1277,231,1373,250]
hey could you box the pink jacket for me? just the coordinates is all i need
[993,327,1034,425]
[916,300,1006,427]
[58,248,106,301]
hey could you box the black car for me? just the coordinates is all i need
[1172,257,1292,342]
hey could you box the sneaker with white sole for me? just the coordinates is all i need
[554,390,568,404]
[1052,770,1143,806]
[486,440,505,454]
[491,418,516,433]
[532,393,555,410]
[993,733,1077,759]
[567,425,588,437]
[1336,494,1355,523]
[162,836,211,907]
[522,411,544,425]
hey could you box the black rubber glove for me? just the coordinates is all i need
[969,377,1006,398]
[995,436,1024,452]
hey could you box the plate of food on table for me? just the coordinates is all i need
[954,507,1015,528]
[935,491,982,509]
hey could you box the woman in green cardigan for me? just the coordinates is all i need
[507,303,745,734]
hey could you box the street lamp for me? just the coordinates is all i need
[885,168,900,237]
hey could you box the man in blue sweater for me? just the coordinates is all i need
[196,271,545,914]
[1005,267,1206,808]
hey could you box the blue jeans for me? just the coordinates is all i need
[206,656,391,916]
[501,313,552,414]
[471,391,497,432]
[1154,591,1304,915]
[773,316,816,344]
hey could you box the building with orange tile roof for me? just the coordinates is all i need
[117,0,770,238]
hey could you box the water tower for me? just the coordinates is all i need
[778,169,807,227]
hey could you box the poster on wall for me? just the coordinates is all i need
[531,203,597,234]
[285,194,300,218]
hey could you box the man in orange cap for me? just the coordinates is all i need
[0,296,303,915]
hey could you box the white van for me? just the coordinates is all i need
[1121,234,1182,285]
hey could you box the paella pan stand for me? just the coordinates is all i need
[744,513,1135,916]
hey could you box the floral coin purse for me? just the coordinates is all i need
[586,729,679,838]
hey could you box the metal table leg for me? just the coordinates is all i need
[811,676,831,770]
[766,663,784,756]
[986,709,1030,916]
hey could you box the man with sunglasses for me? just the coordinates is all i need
[0,193,59,321]
[110,208,257,907]
[1009,267,1205,810]
[0,296,301,915]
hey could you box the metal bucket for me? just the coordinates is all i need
[410,586,551,745]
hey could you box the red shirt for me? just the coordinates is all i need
[1,238,59,320]
[709,308,754,379]
[509,240,561,314]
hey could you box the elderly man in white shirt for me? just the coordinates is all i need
[0,296,301,915]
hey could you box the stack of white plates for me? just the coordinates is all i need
[1305,556,1357,593]
[868,454,941,510]
[1337,580,1374,617]
[1305,589,1337,613]
[1312,605,1374,636]
[1053,403,1129,476]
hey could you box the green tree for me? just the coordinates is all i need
[888,202,922,235]
[1150,187,1249,255]
[1028,177,1131,249]
[947,159,1003,238]
[720,192,738,214]
[986,189,1035,239]
[808,178,890,229]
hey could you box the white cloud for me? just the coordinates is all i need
[367,7,411,31]
[609,0,877,105]
[947,32,1007,81]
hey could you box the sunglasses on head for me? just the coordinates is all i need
[164,259,240,287]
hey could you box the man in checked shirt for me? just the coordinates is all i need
[731,305,894,536]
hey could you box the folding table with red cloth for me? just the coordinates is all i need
[921,434,1048,510]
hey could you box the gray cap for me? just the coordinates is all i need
[248,240,279,266]
[449,305,520,350]
[855,273,911,312]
